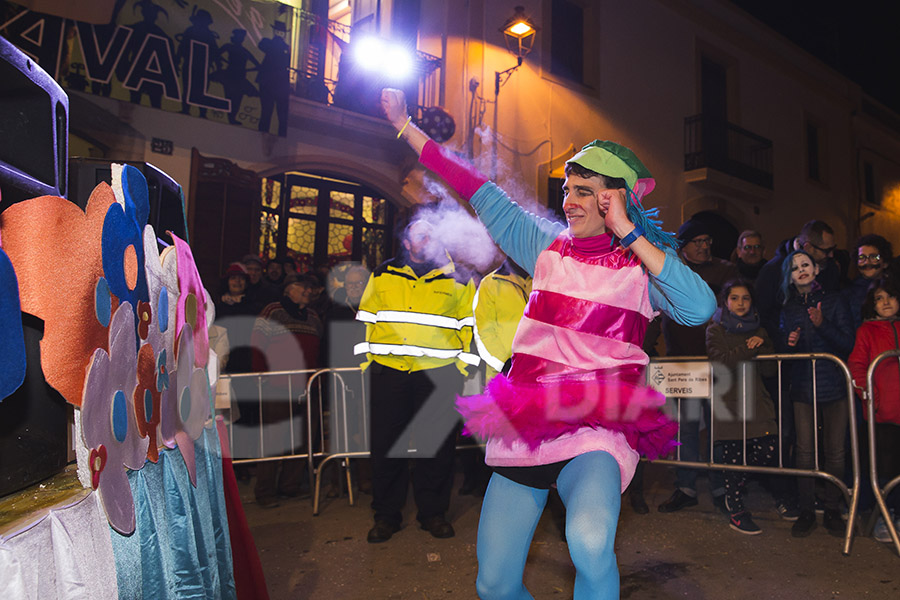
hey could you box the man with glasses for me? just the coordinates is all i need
[658,218,738,513]
[845,234,894,328]
[733,230,766,282]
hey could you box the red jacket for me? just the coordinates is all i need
[848,319,900,424]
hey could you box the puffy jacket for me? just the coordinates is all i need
[848,319,900,424]
[473,265,532,381]
[355,255,477,374]
[705,322,778,441]
[661,256,738,356]
[779,285,855,403]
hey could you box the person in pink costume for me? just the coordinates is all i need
[382,89,715,599]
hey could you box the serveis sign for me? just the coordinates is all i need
[648,362,711,398]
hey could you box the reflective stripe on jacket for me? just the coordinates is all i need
[473,268,532,380]
[356,256,477,374]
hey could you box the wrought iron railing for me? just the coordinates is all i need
[684,114,773,189]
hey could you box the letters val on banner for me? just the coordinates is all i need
[648,361,711,398]
[0,0,291,135]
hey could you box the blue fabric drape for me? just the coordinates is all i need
[110,426,236,599]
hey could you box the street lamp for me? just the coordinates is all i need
[495,6,538,96]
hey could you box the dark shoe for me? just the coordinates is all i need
[658,489,698,513]
[367,520,400,543]
[713,494,729,516]
[630,493,649,515]
[420,516,455,539]
[257,497,281,509]
[791,510,817,538]
[729,511,762,535]
[775,502,800,521]
[823,509,844,536]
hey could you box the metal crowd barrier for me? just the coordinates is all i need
[218,367,484,516]
[865,350,900,555]
[220,368,321,498]
[648,353,861,556]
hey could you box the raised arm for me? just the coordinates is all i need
[382,88,561,273]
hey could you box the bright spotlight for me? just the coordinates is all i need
[385,46,413,79]
[354,36,385,71]
[352,36,414,80]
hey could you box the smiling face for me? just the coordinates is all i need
[227,274,247,295]
[857,244,885,280]
[726,286,753,318]
[562,173,608,238]
[790,253,819,291]
[873,288,900,319]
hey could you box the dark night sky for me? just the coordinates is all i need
[730,0,900,113]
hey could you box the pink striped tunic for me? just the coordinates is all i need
[457,233,677,491]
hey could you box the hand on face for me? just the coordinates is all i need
[600,188,632,238]
[381,89,409,128]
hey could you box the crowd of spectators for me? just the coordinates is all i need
[638,218,900,541]
[212,215,900,542]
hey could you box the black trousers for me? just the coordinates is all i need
[369,363,462,527]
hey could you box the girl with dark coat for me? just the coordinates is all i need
[779,250,855,537]
[706,280,781,535]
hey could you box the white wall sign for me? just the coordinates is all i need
[648,361,711,398]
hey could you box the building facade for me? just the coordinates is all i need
[3,0,899,283]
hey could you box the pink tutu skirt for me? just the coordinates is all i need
[456,373,678,459]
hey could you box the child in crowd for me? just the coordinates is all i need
[780,250,855,537]
[848,276,900,542]
[706,279,782,534]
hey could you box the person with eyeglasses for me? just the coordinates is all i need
[657,218,739,514]
[844,234,894,329]
[732,229,766,282]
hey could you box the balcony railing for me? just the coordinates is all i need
[288,9,442,119]
[684,114,773,189]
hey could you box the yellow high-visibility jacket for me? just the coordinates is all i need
[473,266,532,381]
[355,256,478,374]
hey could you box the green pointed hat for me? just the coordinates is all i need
[565,140,655,197]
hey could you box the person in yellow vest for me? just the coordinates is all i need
[356,218,478,543]
[458,258,533,497]
[473,258,533,382]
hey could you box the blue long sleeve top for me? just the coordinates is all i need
[468,182,716,327]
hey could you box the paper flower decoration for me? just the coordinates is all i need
[0,187,116,406]
[134,343,162,462]
[137,301,153,340]
[89,445,107,489]
[143,225,180,447]
[102,165,150,308]
[170,326,212,485]
[82,302,150,535]
[0,246,26,402]
[172,233,209,368]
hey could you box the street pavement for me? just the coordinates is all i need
[242,461,900,599]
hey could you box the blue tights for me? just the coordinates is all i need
[475,451,621,599]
